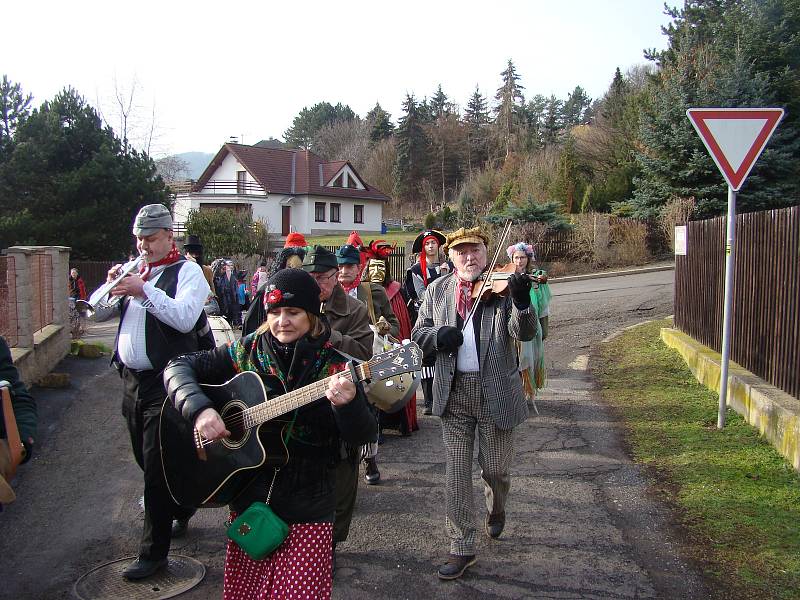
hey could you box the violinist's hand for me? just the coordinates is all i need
[436,326,463,352]
[194,407,231,441]
[376,316,391,336]
[508,273,532,307]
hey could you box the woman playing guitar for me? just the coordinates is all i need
[163,269,377,600]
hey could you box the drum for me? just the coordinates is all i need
[208,315,236,346]
[367,370,419,414]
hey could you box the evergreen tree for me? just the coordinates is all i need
[541,95,563,145]
[463,85,491,173]
[365,102,394,144]
[562,86,592,128]
[633,0,800,217]
[393,94,430,204]
[494,59,525,157]
[0,75,32,157]
[430,84,454,119]
[0,88,167,258]
[284,101,356,149]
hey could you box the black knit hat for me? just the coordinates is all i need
[262,269,321,316]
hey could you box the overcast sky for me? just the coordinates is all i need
[4,0,673,157]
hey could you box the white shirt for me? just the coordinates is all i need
[117,261,210,370]
[456,315,480,372]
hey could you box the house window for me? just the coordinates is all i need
[354,204,364,224]
[347,173,360,189]
[315,202,326,222]
[331,174,344,187]
[330,203,341,223]
[237,170,247,194]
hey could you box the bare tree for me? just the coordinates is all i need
[312,119,370,169]
[96,74,162,155]
[155,155,191,182]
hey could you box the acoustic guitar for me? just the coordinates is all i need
[159,343,422,507]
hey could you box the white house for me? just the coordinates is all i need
[173,143,390,237]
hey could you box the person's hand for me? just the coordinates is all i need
[326,374,356,406]
[376,316,391,336]
[508,273,532,306]
[110,274,146,298]
[107,264,123,283]
[436,326,463,352]
[438,262,450,274]
[194,408,231,441]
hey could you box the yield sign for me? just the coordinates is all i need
[687,108,784,190]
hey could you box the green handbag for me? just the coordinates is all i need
[226,469,289,560]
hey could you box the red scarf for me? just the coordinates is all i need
[456,278,474,321]
[139,243,182,281]
[340,269,362,295]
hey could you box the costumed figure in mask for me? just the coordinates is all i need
[404,230,448,415]
[507,242,551,406]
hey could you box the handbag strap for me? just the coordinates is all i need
[265,409,299,505]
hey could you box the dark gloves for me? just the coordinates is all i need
[508,273,532,307]
[436,326,464,352]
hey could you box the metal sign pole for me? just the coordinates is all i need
[717,185,736,429]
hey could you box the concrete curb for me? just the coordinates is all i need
[549,264,674,284]
[661,327,800,471]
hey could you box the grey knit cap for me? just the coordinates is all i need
[132,204,173,236]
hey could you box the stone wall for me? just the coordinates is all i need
[6,246,71,384]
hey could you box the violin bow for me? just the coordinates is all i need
[461,218,514,331]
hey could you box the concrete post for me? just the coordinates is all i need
[5,247,34,348]
[38,246,71,327]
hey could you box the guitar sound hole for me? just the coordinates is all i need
[222,404,247,444]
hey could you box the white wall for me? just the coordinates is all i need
[305,195,383,234]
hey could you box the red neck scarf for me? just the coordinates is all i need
[139,243,182,281]
[340,267,363,295]
[456,278,474,321]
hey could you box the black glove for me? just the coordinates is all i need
[436,326,464,352]
[507,273,532,307]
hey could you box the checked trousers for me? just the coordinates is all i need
[440,372,514,556]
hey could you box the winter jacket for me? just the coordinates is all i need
[321,284,374,360]
[163,330,377,522]
[0,337,36,460]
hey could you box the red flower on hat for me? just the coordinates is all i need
[266,288,283,305]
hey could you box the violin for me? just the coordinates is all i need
[471,263,547,301]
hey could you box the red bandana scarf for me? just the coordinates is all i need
[139,243,182,281]
[456,278,474,321]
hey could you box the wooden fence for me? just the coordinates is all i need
[674,205,799,398]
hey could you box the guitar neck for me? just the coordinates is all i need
[243,362,370,428]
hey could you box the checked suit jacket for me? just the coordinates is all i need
[411,273,539,430]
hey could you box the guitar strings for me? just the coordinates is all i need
[195,348,411,447]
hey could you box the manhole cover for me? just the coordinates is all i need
[73,555,205,600]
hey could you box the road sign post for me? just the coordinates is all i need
[686,108,784,428]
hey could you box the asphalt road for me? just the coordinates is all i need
[0,267,710,599]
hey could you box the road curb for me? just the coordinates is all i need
[549,264,674,284]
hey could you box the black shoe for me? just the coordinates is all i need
[171,518,189,538]
[364,458,381,485]
[485,511,506,539]
[437,554,476,580]
[122,558,168,580]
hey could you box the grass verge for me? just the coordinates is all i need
[306,231,417,247]
[593,319,800,600]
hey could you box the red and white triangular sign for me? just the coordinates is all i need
[687,108,784,191]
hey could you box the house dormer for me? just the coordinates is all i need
[326,163,365,190]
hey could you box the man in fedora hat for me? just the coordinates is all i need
[412,226,538,580]
[92,204,211,580]
[183,234,216,304]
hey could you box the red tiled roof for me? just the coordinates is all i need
[193,144,391,202]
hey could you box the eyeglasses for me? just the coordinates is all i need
[310,270,338,282]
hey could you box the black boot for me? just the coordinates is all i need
[364,457,381,485]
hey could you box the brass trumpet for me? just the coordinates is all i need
[77,253,146,316]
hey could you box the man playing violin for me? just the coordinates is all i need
[411,226,539,580]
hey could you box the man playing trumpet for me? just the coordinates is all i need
[92,204,211,580]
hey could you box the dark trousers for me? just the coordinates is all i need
[333,452,359,543]
[422,378,434,410]
[121,367,195,560]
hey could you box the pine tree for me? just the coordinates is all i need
[365,103,394,144]
[393,94,430,205]
[463,85,490,173]
[494,59,525,157]
[284,102,356,149]
[541,95,563,146]
[562,86,592,128]
[0,75,32,157]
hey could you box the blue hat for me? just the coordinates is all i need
[335,244,361,265]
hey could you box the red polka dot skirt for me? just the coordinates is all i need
[223,520,333,600]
